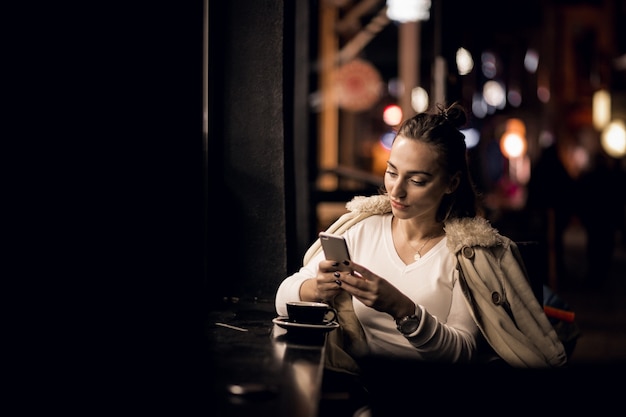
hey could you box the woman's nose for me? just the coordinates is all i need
[388,179,405,198]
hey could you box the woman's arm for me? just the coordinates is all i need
[275,252,344,315]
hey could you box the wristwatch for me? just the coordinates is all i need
[396,314,420,336]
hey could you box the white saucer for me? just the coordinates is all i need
[272,316,339,332]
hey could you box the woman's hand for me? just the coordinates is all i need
[333,260,415,320]
[299,260,345,303]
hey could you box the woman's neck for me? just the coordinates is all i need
[393,216,444,240]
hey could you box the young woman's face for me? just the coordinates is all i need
[384,136,452,221]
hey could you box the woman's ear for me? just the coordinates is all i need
[446,173,461,194]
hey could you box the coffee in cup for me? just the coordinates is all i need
[286,301,337,325]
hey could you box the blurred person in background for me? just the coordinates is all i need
[525,142,579,290]
[578,150,626,289]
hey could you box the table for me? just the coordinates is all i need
[204,299,622,416]
[207,300,329,417]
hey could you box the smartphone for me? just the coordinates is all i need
[319,232,351,261]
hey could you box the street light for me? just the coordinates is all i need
[500,118,530,185]
[386,0,431,23]
[592,89,611,131]
[601,120,626,158]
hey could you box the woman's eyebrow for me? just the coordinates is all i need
[386,161,433,176]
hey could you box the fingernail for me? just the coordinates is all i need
[335,279,342,286]
[333,271,340,278]
[332,262,339,267]
[343,260,350,266]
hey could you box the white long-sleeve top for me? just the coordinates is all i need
[275,213,479,363]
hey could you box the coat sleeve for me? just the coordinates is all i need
[456,240,568,368]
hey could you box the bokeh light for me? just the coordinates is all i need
[500,118,527,159]
[380,130,396,150]
[456,47,474,75]
[601,120,626,158]
[461,128,480,149]
[524,49,539,73]
[472,93,488,119]
[411,86,429,113]
[537,85,550,103]
[483,80,506,108]
[386,0,431,22]
[481,52,497,79]
[383,104,403,126]
[388,78,402,98]
[593,89,611,131]
[508,89,522,107]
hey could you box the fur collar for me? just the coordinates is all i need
[345,195,504,252]
[444,217,505,252]
[345,194,392,214]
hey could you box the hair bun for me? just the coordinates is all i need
[437,102,467,129]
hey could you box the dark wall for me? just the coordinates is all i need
[13,1,313,403]
[14,2,211,396]
[19,0,307,350]
[209,0,309,304]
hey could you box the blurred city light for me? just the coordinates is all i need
[572,146,590,175]
[538,130,555,148]
[481,52,497,79]
[388,78,402,98]
[411,86,429,113]
[500,118,527,159]
[483,80,506,108]
[592,89,611,131]
[507,89,522,107]
[601,120,626,158]
[335,58,383,112]
[472,93,488,119]
[461,127,480,149]
[386,0,431,23]
[380,130,396,150]
[456,47,474,75]
[501,132,526,159]
[383,104,403,126]
[537,85,550,103]
[524,49,539,73]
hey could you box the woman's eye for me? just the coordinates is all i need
[411,179,426,186]
[385,170,397,177]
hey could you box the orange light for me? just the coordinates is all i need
[499,118,527,159]
[500,132,526,159]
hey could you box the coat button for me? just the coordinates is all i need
[462,246,474,258]
[491,292,502,305]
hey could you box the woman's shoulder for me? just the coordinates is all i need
[444,216,509,253]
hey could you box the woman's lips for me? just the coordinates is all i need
[390,200,408,210]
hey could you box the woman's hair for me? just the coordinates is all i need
[391,102,483,222]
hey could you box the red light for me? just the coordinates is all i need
[383,104,402,126]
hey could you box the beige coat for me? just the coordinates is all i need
[307,195,567,370]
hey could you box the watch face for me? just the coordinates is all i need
[400,316,419,334]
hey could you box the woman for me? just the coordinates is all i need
[275,103,566,370]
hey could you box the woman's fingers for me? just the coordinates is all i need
[337,270,369,292]
[319,260,340,272]
[342,261,368,281]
